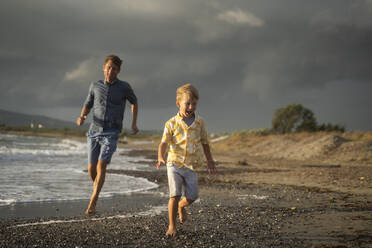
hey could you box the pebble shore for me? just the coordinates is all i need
[1,180,371,247]
[1,148,371,247]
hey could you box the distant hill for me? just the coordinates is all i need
[0,109,79,129]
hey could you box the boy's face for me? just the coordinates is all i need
[177,94,198,119]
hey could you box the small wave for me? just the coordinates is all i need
[0,176,159,206]
[0,136,86,158]
[60,139,86,149]
[0,197,89,206]
[0,147,86,157]
[0,199,17,206]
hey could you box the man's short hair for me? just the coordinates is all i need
[104,54,123,68]
[176,83,199,103]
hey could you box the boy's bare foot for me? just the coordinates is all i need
[166,226,176,237]
[178,206,187,224]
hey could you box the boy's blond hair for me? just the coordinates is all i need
[176,83,199,103]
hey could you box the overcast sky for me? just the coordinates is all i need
[1,0,371,133]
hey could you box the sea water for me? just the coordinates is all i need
[0,133,158,206]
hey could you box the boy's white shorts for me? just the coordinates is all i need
[167,163,198,200]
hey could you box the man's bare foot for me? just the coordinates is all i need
[86,201,96,216]
[85,208,96,216]
[165,226,176,237]
[178,206,187,224]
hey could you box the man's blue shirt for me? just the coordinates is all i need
[84,78,137,132]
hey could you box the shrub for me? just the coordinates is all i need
[317,123,345,132]
[272,104,317,134]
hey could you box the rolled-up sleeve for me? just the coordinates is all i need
[161,121,172,144]
[125,85,137,105]
[83,82,94,109]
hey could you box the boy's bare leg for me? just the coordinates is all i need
[86,160,107,215]
[166,196,180,237]
[88,163,97,181]
[178,198,194,224]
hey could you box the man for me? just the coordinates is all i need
[77,54,139,215]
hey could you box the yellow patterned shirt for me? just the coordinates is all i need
[161,113,209,171]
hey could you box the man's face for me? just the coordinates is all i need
[103,60,120,83]
[177,94,198,119]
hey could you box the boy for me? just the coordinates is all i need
[156,83,217,237]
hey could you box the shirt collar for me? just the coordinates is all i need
[176,112,200,123]
[104,78,118,85]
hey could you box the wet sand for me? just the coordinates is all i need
[1,145,372,247]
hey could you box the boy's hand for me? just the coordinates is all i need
[156,159,166,169]
[207,160,217,174]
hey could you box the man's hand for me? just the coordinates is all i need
[206,160,217,174]
[156,159,166,169]
[131,124,139,135]
[76,116,86,126]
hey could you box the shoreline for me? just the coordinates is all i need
[0,191,167,220]
[0,139,166,220]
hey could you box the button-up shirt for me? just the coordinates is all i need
[161,113,209,171]
[84,78,137,132]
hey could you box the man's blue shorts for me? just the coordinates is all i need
[87,129,119,164]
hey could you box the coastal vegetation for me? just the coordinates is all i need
[0,124,162,140]
[272,104,345,134]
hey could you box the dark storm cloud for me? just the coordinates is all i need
[1,0,371,131]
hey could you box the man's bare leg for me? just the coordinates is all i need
[86,160,107,215]
[166,196,180,237]
[88,163,97,182]
[178,198,194,224]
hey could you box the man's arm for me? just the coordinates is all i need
[131,103,139,134]
[156,142,168,169]
[76,106,91,126]
[202,143,217,174]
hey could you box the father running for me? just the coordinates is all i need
[76,54,139,215]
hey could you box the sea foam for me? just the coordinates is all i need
[0,134,158,206]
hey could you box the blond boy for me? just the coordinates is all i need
[156,83,216,237]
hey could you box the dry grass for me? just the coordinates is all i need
[341,131,372,141]
[212,131,266,151]
[211,130,372,153]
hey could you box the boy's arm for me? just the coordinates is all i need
[156,142,168,169]
[202,143,217,174]
[131,103,139,134]
[76,106,91,126]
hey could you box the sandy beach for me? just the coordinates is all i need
[1,134,372,248]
